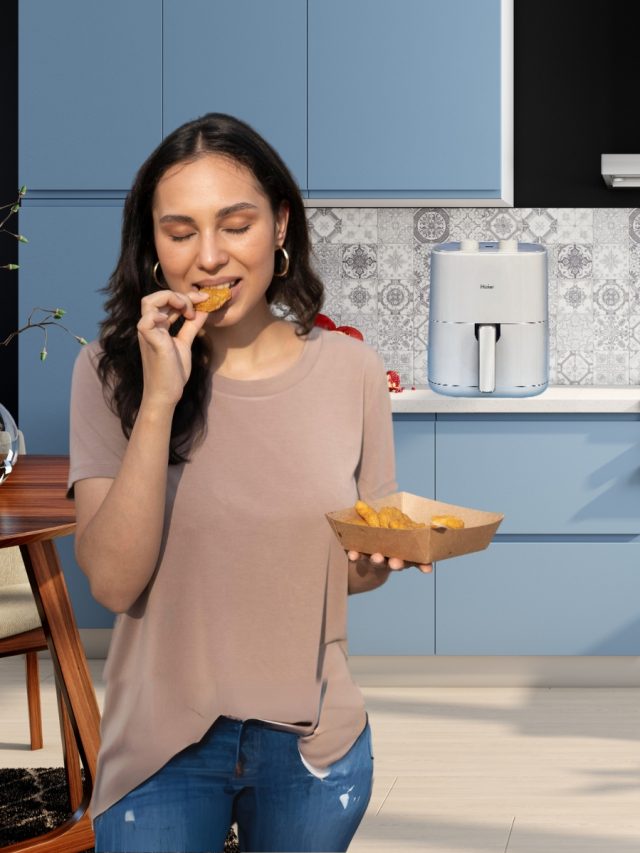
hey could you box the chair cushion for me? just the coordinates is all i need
[0,546,29,585]
[0,584,42,638]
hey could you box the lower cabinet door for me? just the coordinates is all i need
[348,415,436,655]
[436,541,640,655]
[348,568,435,654]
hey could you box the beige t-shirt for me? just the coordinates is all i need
[68,326,397,819]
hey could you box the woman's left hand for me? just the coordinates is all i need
[347,551,433,573]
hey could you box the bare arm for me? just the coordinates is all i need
[74,400,174,612]
[73,288,208,613]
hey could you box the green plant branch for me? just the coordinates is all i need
[1,189,87,361]
[0,186,26,235]
[1,307,87,360]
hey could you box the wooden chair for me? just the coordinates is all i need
[0,431,47,750]
[0,546,48,750]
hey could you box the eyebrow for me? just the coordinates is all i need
[159,202,258,225]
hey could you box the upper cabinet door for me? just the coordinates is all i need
[163,0,307,191]
[19,0,162,191]
[308,0,510,203]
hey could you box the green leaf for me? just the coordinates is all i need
[19,185,27,196]
[11,204,19,214]
[39,348,47,362]
[0,264,19,271]
[75,336,88,346]
[53,308,66,319]
[17,234,28,244]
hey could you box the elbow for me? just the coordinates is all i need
[89,581,132,614]
[75,539,135,614]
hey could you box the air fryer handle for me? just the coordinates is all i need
[477,324,497,393]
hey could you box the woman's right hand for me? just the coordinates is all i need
[137,289,210,407]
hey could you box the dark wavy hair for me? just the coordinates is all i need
[98,112,324,464]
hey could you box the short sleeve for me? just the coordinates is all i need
[67,342,128,496]
[355,349,397,502]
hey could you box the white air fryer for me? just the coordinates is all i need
[428,240,548,397]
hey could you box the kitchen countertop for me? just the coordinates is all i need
[390,386,640,414]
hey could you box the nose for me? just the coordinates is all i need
[196,229,229,271]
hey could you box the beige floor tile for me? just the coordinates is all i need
[3,658,640,852]
[352,812,514,853]
[506,817,640,852]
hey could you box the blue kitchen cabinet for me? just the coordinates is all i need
[163,0,307,191]
[436,542,640,655]
[348,415,436,654]
[434,414,640,654]
[435,415,640,534]
[308,0,504,199]
[19,0,161,192]
[18,204,123,629]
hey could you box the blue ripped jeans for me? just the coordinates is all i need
[93,714,374,853]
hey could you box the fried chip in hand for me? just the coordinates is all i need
[195,286,232,313]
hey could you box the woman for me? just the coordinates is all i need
[69,112,432,853]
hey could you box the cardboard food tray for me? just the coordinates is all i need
[326,491,504,564]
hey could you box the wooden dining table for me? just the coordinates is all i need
[0,455,100,853]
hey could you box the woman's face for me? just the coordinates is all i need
[151,153,289,328]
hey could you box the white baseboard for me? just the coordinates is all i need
[349,655,640,687]
[40,630,640,687]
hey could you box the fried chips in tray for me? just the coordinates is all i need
[326,491,503,564]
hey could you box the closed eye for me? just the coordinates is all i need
[169,225,250,241]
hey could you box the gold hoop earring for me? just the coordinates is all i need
[152,261,163,287]
[274,246,290,278]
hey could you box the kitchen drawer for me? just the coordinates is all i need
[435,415,640,535]
[436,541,640,655]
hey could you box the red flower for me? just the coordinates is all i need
[313,313,337,331]
[335,325,364,341]
[386,370,403,393]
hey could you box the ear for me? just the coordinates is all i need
[275,201,290,245]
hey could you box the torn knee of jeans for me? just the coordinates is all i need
[339,785,356,809]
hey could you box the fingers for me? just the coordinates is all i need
[176,308,210,348]
[140,289,207,325]
[138,290,209,342]
[346,551,432,574]
[347,551,386,564]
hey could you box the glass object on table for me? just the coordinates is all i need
[0,402,20,483]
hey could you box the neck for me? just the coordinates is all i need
[206,301,301,379]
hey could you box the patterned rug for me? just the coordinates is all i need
[0,768,240,851]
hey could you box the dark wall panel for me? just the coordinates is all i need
[0,0,18,416]
[515,0,640,207]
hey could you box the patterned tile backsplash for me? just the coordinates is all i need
[306,207,640,387]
